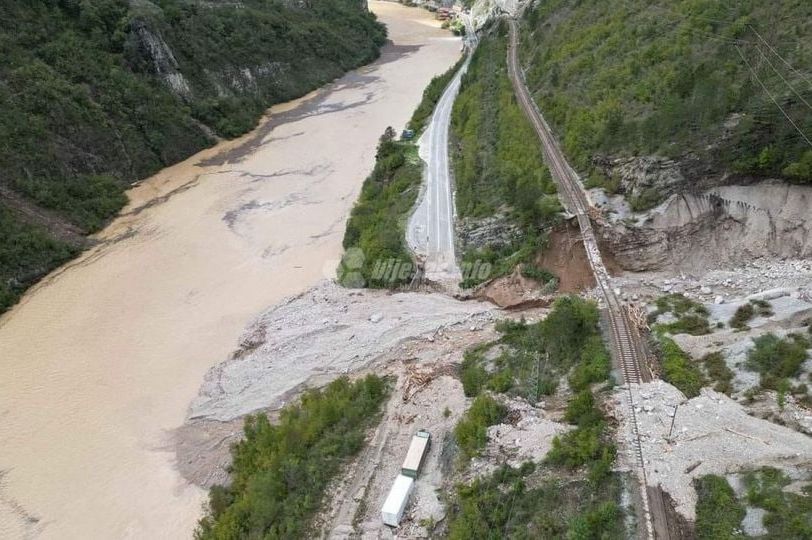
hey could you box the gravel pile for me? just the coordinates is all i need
[188,281,496,421]
[612,381,812,520]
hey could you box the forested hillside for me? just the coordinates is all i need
[519,0,812,209]
[451,22,561,287]
[0,0,385,313]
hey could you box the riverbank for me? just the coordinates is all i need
[0,3,461,538]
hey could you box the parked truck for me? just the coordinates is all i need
[401,429,431,478]
[381,474,414,527]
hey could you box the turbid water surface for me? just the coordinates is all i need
[0,4,460,538]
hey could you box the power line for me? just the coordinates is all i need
[753,44,812,113]
[748,24,812,90]
[736,45,812,148]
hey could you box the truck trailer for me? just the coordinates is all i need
[401,430,431,478]
[381,474,414,527]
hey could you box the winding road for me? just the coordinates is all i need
[506,19,674,540]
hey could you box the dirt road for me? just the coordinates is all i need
[0,4,461,539]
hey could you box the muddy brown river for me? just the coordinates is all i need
[0,4,460,538]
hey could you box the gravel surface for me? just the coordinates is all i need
[187,281,496,421]
[612,381,812,521]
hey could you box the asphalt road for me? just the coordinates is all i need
[407,54,472,282]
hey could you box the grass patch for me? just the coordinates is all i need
[747,333,810,391]
[695,468,812,539]
[743,467,812,538]
[700,352,735,395]
[655,334,706,398]
[694,475,745,540]
[650,294,711,336]
[730,299,774,330]
[195,375,390,540]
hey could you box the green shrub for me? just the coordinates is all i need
[748,333,810,385]
[196,375,390,540]
[743,467,812,538]
[651,294,711,335]
[701,352,735,395]
[446,463,626,539]
[657,335,706,398]
[454,394,508,460]
[730,303,756,330]
[694,475,746,540]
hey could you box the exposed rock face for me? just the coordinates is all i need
[457,212,522,251]
[127,18,192,97]
[597,181,812,272]
[594,155,686,201]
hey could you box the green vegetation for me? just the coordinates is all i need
[730,299,774,330]
[0,0,385,313]
[700,351,735,395]
[451,24,560,288]
[694,475,745,540]
[747,332,810,391]
[0,207,78,312]
[460,296,609,400]
[339,129,422,288]
[695,468,812,539]
[743,467,812,538]
[338,57,466,289]
[520,0,812,206]
[448,296,623,538]
[196,375,389,540]
[655,335,706,398]
[445,462,625,539]
[408,55,466,135]
[453,394,508,461]
[649,294,711,336]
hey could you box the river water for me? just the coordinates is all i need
[0,3,460,538]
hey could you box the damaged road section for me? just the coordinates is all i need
[187,281,496,423]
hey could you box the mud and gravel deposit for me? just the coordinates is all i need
[188,281,496,422]
[613,381,812,522]
[0,4,462,539]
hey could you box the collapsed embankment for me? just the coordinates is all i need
[596,182,812,273]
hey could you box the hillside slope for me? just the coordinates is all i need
[518,0,812,209]
[0,0,385,312]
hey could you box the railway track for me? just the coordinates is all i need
[506,19,671,540]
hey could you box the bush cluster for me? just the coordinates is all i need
[196,375,389,540]
[460,296,608,401]
[453,394,508,460]
[451,24,561,288]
